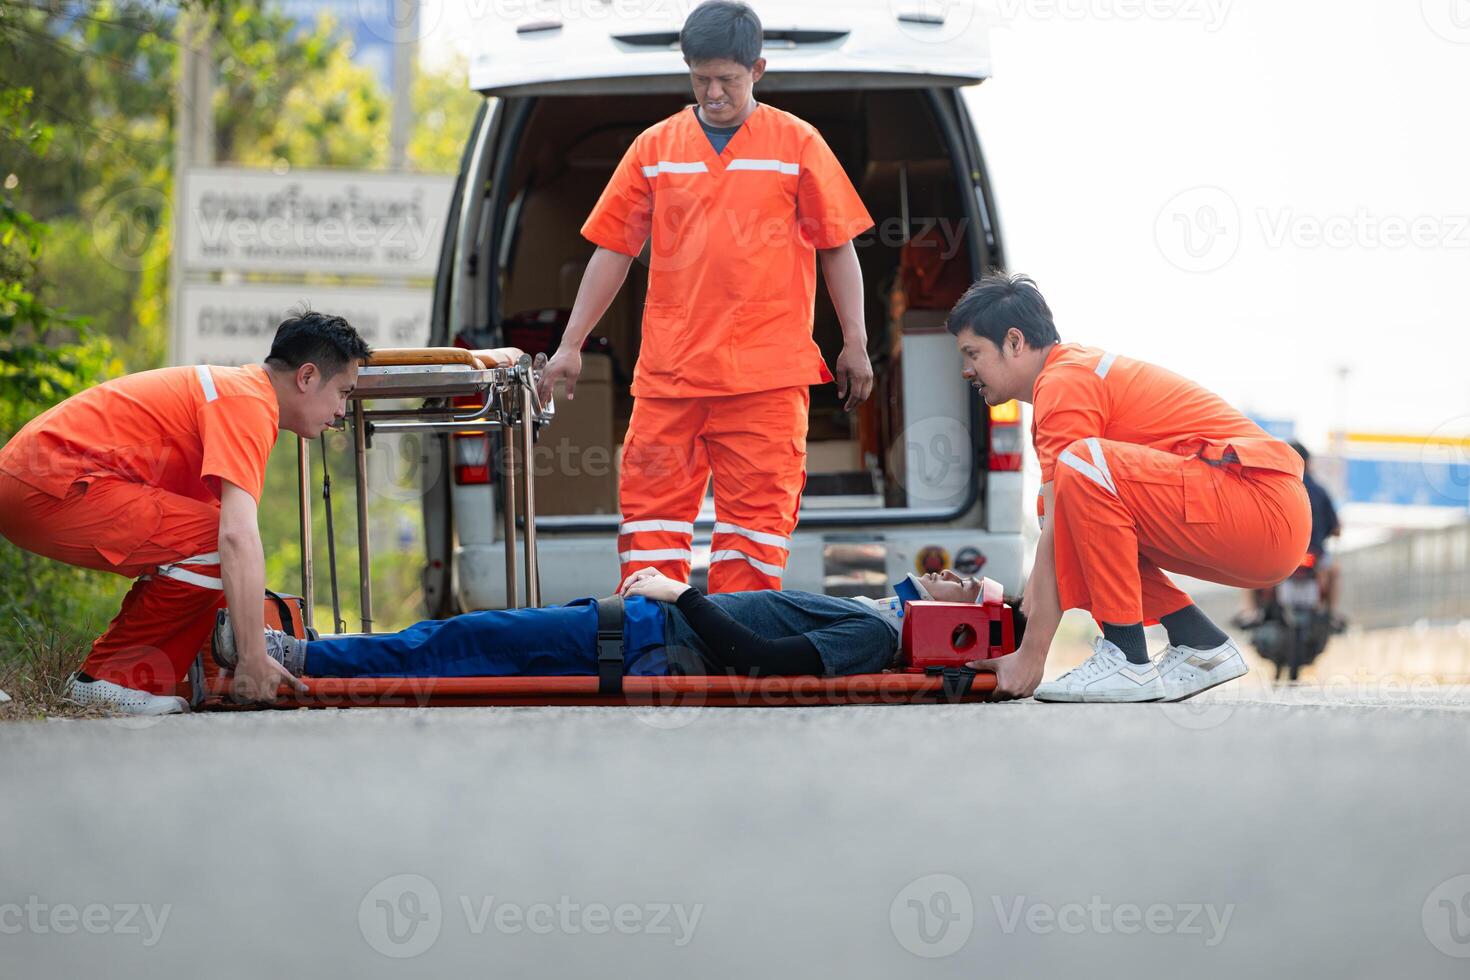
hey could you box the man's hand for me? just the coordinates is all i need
[619,567,692,603]
[537,346,582,405]
[834,343,874,412]
[230,651,307,704]
[967,646,1046,702]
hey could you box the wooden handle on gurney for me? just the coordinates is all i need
[367,347,526,370]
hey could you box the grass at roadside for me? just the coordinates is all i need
[0,622,110,721]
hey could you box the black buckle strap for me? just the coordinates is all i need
[596,596,625,695]
[925,665,978,702]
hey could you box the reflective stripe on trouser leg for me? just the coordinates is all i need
[1050,438,1144,624]
[704,386,809,593]
[617,397,712,587]
[80,568,227,694]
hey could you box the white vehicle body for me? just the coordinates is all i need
[417,1,1037,613]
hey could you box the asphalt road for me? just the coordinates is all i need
[4,686,1470,978]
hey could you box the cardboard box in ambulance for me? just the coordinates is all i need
[418,1,1037,613]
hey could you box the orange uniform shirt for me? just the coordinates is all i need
[1031,344,1302,513]
[581,102,874,397]
[0,364,280,504]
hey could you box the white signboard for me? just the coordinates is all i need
[179,167,456,278]
[177,283,432,366]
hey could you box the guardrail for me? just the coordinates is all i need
[1336,520,1470,630]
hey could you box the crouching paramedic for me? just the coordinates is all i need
[949,274,1310,703]
[0,311,370,714]
[535,0,875,593]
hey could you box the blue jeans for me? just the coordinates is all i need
[303,597,669,678]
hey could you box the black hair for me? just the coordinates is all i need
[945,272,1061,350]
[680,0,763,68]
[265,307,371,378]
[1289,440,1310,463]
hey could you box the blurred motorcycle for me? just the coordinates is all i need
[1245,554,1334,682]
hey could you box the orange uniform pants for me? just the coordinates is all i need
[1049,438,1311,624]
[618,387,809,593]
[0,473,225,693]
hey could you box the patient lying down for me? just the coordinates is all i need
[211,569,991,683]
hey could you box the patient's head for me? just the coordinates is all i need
[918,569,983,604]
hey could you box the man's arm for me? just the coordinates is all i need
[536,246,636,404]
[968,483,1059,699]
[218,480,306,701]
[817,241,873,412]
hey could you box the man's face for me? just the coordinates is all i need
[687,57,764,126]
[955,326,1017,406]
[292,360,359,437]
[918,570,982,604]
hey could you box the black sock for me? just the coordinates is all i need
[1160,604,1230,650]
[74,671,96,683]
[1101,622,1150,665]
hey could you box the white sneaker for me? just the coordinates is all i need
[66,673,189,716]
[1033,638,1165,703]
[1154,639,1248,703]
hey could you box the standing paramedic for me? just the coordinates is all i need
[0,312,370,715]
[535,0,875,592]
[949,274,1311,703]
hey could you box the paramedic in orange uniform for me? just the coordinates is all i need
[0,312,370,714]
[536,0,875,593]
[947,274,1310,704]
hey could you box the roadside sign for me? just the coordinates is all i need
[178,167,455,278]
[177,282,431,365]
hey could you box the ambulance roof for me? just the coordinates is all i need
[469,0,992,95]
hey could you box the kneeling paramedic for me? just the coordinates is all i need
[210,570,993,682]
[950,274,1310,703]
[0,312,370,714]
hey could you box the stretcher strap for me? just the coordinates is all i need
[596,596,624,695]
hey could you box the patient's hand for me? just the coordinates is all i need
[619,568,692,603]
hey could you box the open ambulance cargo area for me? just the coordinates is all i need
[419,1,1033,613]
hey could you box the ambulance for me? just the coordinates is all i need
[418,1,1036,613]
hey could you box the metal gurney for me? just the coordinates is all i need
[292,346,555,632]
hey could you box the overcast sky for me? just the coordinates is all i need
[417,0,1470,448]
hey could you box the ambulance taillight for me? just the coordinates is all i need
[451,393,492,485]
[988,400,1022,471]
